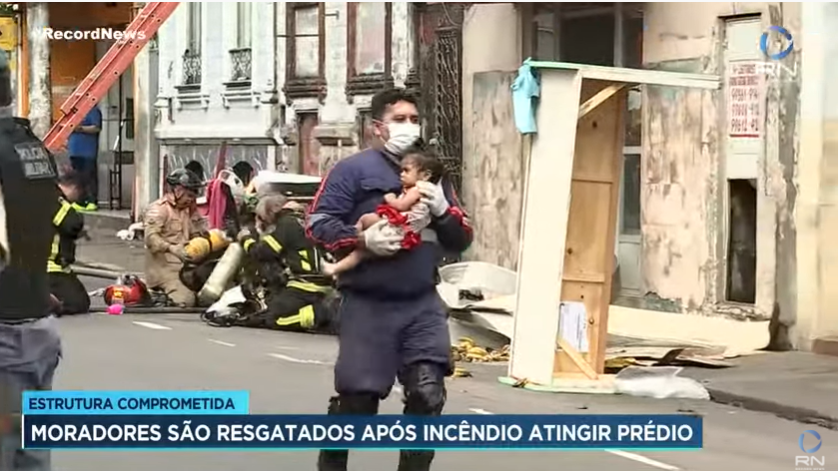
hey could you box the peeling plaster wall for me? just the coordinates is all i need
[460,3,523,268]
[26,3,51,139]
[641,85,718,312]
[642,3,801,318]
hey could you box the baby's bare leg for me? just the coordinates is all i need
[322,249,366,277]
[357,213,383,230]
[322,213,386,277]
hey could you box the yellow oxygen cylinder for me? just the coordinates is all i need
[185,229,231,261]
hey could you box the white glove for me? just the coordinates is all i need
[363,219,403,256]
[416,181,450,217]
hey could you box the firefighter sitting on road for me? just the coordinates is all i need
[143,168,208,307]
[236,194,337,333]
[48,172,91,316]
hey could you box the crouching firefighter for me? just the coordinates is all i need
[234,194,337,333]
[143,168,208,307]
[47,172,91,315]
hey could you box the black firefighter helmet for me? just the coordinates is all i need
[166,168,204,192]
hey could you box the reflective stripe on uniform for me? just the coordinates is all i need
[53,200,71,226]
[287,280,330,293]
[262,235,282,253]
[298,250,311,271]
[243,238,255,251]
[48,200,73,273]
[275,304,316,329]
[46,236,70,274]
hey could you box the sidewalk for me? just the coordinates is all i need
[682,351,838,430]
[76,231,146,274]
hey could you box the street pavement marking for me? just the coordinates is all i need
[466,408,681,471]
[132,321,172,331]
[268,353,332,366]
[605,450,681,471]
[208,339,236,347]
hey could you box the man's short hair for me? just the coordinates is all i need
[370,88,418,121]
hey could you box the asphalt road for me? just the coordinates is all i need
[44,277,838,471]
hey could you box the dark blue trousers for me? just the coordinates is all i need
[334,290,450,397]
[69,156,98,206]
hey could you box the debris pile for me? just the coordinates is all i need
[451,337,510,363]
[450,337,510,378]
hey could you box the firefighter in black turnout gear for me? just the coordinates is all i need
[0,51,63,471]
[237,194,337,333]
[48,172,91,316]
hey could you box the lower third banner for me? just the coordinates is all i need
[22,414,702,450]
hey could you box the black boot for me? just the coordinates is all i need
[317,449,348,471]
[397,362,447,471]
[317,394,380,471]
[397,450,435,471]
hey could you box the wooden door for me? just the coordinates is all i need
[50,39,96,123]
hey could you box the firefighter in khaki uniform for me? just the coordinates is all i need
[143,168,208,307]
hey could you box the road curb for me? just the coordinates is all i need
[707,387,838,431]
[76,259,131,273]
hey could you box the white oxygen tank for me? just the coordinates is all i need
[197,243,245,306]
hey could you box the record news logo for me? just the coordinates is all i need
[40,27,146,41]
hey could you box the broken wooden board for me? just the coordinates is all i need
[605,346,735,368]
[453,295,768,358]
[498,375,617,395]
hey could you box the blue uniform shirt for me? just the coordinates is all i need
[306,148,473,299]
[68,107,102,159]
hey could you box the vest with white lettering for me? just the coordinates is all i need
[0,118,59,321]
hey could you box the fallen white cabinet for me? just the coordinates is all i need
[507,61,720,390]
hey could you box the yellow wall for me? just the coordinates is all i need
[18,2,133,122]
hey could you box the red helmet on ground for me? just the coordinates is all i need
[104,276,151,306]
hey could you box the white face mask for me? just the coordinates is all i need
[384,122,421,156]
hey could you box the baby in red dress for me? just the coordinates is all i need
[322,149,445,277]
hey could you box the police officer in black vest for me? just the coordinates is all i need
[0,50,63,471]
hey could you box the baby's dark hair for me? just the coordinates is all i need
[403,147,445,184]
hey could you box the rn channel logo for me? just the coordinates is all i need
[753,25,797,81]
[760,25,794,60]
[796,430,825,471]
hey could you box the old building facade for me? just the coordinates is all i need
[153,3,439,191]
[10,2,139,210]
[154,2,279,193]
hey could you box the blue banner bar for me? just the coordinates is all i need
[22,391,250,415]
[22,414,703,450]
